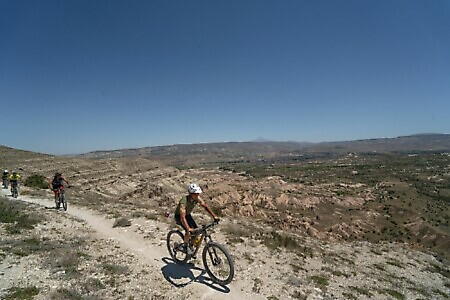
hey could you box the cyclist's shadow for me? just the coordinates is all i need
[161,257,230,293]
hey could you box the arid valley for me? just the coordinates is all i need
[1,134,449,299]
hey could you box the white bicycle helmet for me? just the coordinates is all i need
[4,169,8,173]
[188,183,202,194]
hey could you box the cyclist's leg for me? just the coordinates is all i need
[11,181,16,192]
[175,214,196,253]
[185,215,199,254]
[186,214,198,230]
[53,184,60,200]
[174,214,188,242]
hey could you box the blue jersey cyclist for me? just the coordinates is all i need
[175,183,220,254]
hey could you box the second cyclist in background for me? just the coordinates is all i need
[2,169,9,189]
[49,172,70,201]
[9,171,21,197]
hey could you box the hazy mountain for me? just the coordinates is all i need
[78,133,450,160]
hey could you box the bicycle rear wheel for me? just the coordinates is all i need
[167,230,188,264]
[61,193,67,211]
[55,196,60,209]
[202,242,234,285]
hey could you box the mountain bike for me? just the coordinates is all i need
[166,221,234,285]
[10,181,18,198]
[54,186,67,211]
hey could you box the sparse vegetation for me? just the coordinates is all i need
[262,230,300,251]
[50,288,84,300]
[349,286,373,297]
[243,252,255,264]
[0,197,43,234]
[373,263,385,271]
[342,292,358,299]
[252,277,263,293]
[380,289,405,300]
[386,259,404,268]
[24,174,49,189]
[310,275,329,287]
[112,216,132,228]
[426,263,450,279]
[82,277,106,292]
[102,262,130,275]
[3,286,40,300]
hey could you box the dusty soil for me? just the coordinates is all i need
[1,187,449,300]
[0,146,449,299]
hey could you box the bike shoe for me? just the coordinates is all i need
[183,244,194,255]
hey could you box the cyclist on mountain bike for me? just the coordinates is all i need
[49,172,70,201]
[174,183,220,255]
[9,171,21,193]
[2,169,9,189]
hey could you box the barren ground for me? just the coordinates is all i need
[1,187,449,300]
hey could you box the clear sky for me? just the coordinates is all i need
[1,0,449,155]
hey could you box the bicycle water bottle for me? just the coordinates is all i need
[193,236,201,247]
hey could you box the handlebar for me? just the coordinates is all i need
[191,220,219,235]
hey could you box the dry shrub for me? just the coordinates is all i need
[112,217,131,228]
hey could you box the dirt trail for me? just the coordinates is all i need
[0,189,255,300]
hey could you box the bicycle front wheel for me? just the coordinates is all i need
[167,230,188,264]
[202,242,234,285]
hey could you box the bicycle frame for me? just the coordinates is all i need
[54,186,67,210]
[54,185,65,197]
[10,181,19,197]
[167,220,234,285]
[189,222,217,256]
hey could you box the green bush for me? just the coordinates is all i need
[0,198,42,233]
[263,230,299,251]
[24,174,48,189]
[4,286,40,300]
[112,217,131,228]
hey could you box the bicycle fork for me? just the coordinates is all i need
[205,241,223,266]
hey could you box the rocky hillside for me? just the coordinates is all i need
[1,140,449,258]
[1,142,449,299]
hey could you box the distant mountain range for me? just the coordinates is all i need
[78,133,450,161]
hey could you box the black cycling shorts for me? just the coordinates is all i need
[52,184,63,190]
[175,214,198,231]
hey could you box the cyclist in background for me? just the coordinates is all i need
[49,172,70,201]
[9,171,21,194]
[2,169,9,189]
[174,183,220,254]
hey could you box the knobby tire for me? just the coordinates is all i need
[61,193,67,211]
[202,242,234,285]
[12,185,18,198]
[167,230,188,264]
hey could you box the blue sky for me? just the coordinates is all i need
[1,0,449,155]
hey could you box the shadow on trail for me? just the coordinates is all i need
[161,257,230,294]
[44,206,65,211]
